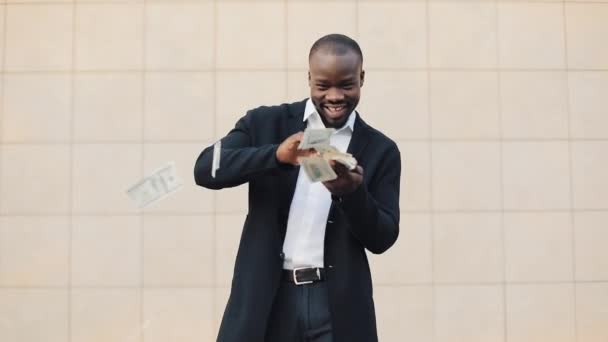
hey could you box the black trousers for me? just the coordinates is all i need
[265,280,333,342]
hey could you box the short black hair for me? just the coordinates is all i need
[309,34,363,64]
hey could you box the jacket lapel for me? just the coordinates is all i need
[347,112,371,163]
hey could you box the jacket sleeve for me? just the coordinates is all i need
[194,111,291,190]
[336,143,401,254]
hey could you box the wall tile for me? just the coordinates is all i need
[569,72,608,139]
[287,70,309,103]
[566,3,608,69]
[143,288,215,342]
[287,1,357,69]
[214,287,230,334]
[144,72,214,142]
[215,214,246,286]
[0,216,69,286]
[574,211,608,281]
[358,1,427,69]
[217,2,285,69]
[145,3,214,70]
[504,212,573,282]
[432,142,501,211]
[71,216,141,286]
[72,144,142,214]
[429,2,497,69]
[572,142,608,209]
[1,145,70,214]
[506,284,576,342]
[500,71,569,139]
[375,286,433,342]
[434,213,503,283]
[71,289,141,342]
[144,143,214,214]
[435,285,504,342]
[75,4,143,70]
[576,283,608,342]
[2,73,71,142]
[430,71,500,139]
[498,3,565,69]
[216,184,248,214]
[143,215,214,287]
[397,142,431,211]
[369,214,431,284]
[359,71,429,140]
[0,289,68,342]
[502,142,571,210]
[5,4,73,71]
[216,71,286,137]
[74,72,143,142]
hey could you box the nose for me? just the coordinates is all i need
[325,87,345,102]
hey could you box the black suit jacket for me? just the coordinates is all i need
[194,99,401,342]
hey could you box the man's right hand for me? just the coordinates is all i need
[276,132,316,166]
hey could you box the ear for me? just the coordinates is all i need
[308,71,312,87]
[360,70,365,88]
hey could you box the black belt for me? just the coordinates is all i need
[282,267,326,285]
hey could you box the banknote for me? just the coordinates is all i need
[323,151,357,170]
[301,156,337,183]
[126,162,183,208]
[307,142,357,170]
[298,128,335,150]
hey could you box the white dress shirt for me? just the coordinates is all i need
[282,98,356,270]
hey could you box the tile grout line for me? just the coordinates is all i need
[0,0,9,285]
[140,1,146,342]
[5,137,608,145]
[494,1,509,341]
[6,67,608,74]
[69,1,77,341]
[4,137,608,145]
[284,0,288,102]
[2,278,608,290]
[424,1,435,341]
[212,0,218,334]
[355,0,359,40]
[562,2,579,341]
[3,208,608,217]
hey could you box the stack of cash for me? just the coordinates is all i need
[126,162,182,208]
[298,128,358,183]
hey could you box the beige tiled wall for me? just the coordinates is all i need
[0,1,607,342]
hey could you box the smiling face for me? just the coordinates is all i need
[308,50,365,129]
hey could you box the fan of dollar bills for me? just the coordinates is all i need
[298,128,358,183]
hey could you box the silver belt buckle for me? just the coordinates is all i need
[293,267,314,285]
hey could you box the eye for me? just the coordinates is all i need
[341,82,354,90]
[316,85,328,91]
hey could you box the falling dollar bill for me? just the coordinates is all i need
[298,128,335,150]
[126,162,183,208]
[301,156,338,183]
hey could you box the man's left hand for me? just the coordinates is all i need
[322,162,363,197]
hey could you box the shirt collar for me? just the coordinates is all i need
[303,98,356,132]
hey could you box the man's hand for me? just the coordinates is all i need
[323,161,363,196]
[276,132,316,166]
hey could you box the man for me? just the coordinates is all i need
[194,34,401,342]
